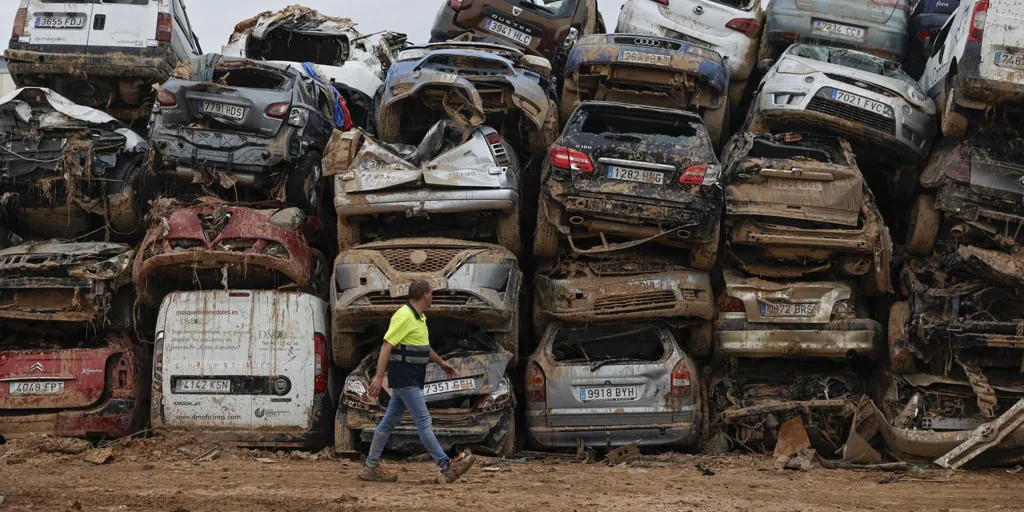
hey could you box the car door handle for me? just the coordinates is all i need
[93,14,106,30]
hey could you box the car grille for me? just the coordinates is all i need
[593,290,677,315]
[825,75,899,98]
[806,97,896,135]
[366,290,474,306]
[378,248,462,273]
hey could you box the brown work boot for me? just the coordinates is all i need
[442,451,476,484]
[359,464,398,482]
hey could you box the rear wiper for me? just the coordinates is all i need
[590,357,643,372]
[603,134,643,143]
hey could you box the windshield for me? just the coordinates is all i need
[576,107,703,146]
[790,45,922,91]
[551,324,666,364]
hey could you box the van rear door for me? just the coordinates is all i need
[87,0,160,50]
[20,0,92,49]
[981,0,1024,85]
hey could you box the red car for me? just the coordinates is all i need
[134,199,329,307]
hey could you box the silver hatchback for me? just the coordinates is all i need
[525,322,700,450]
[762,0,909,62]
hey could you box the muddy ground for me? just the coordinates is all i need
[2,436,1023,511]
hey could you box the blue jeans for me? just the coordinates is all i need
[365,386,451,470]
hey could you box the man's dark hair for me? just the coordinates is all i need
[409,279,432,300]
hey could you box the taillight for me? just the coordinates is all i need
[947,149,972,182]
[314,332,328,394]
[671,361,692,397]
[265,102,290,119]
[526,363,546,403]
[485,132,503,145]
[153,331,164,393]
[717,293,746,313]
[12,8,27,39]
[969,0,989,42]
[449,0,472,11]
[917,29,934,41]
[725,18,761,39]
[679,163,708,185]
[156,12,172,43]
[157,89,177,107]
[549,145,594,173]
[650,0,670,5]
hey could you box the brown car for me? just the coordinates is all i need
[429,0,604,68]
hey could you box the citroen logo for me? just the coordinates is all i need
[633,38,661,47]
[30,362,44,372]
[512,6,522,16]
[694,6,704,14]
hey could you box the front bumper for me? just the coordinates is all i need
[136,251,307,306]
[0,398,140,440]
[714,316,881,359]
[341,402,513,454]
[4,48,172,80]
[534,270,714,323]
[334,188,517,217]
[878,409,1024,465]
[526,422,699,449]
[764,8,907,61]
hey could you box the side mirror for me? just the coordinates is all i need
[923,36,935,57]
[758,59,776,74]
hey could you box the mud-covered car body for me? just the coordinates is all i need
[762,0,909,62]
[750,45,936,161]
[378,42,557,156]
[722,132,892,295]
[331,238,522,368]
[536,101,723,269]
[329,122,522,253]
[336,333,515,456]
[133,199,328,308]
[149,57,336,212]
[560,34,729,143]
[525,322,700,449]
[0,88,151,240]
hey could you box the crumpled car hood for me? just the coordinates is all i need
[0,88,147,151]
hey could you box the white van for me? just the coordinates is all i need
[6,0,202,118]
[920,0,1024,137]
[151,291,340,449]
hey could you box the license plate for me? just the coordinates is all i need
[198,101,246,120]
[389,277,448,298]
[174,379,231,394]
[812,20,865,41]
[580,386,638,402]
[760,302,818,317]
[485,19,533,46]
[679,34,713,49]
[618,50,671,67]
[9,381,65,396]
[995,51,1024,70]
[423,378,476,396]
[34,16,85,29]
[829,89,893,119]
[608,166,664,185]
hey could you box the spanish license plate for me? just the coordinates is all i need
[9,381,65,396]
[812,20,865,41]
[34,15,86,29]
[829,89,893,118]
[424,378,476,397]
[198,101,245,120]
[618,50,671,66]
[760,302,818,317]
[580,386,638,402]
[389,277,448,298]
[679,34,713,49]
[995,51,1024,70]
[485,19,532,46]
[174,379,231,394]
[608,166,664,185]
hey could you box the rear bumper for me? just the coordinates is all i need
[714,317,881,359]
[565,42,729,96]
[936,183,1024,226]
[335,189,517,217]
[551,193,722,245]
[0,398,141,440]
[526,422,699,449]
[341,403,513,454]
[150,129,296,178]
[961,42,1024,102]
[4,48,173,80]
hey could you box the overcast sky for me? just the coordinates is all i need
[2,1,629,53]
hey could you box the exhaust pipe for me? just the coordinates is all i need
[951,223,970,237]
[569,216,585,225]
[676,230,691,239]
[173,167,257,187]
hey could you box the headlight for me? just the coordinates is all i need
[269,207,306,230]
[447,262,514,291]
[288,107,309,128]
[397,49,429,61]
[478,378,512,409]
[68,251,133,280]
[333,263,386,293]
[343,378,376,405]
[776,59,816,75]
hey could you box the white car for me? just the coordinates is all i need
[617,0,765,109]
[920,0,1024,137]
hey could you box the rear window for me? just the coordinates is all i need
[575,108,703,146]
[211,68,290,90]
[789,45,922,92]
[551,324,666,364]
[510,0,577,18]
[749,133,849,164]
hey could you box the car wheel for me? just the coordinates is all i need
[337,217,361,251]
[376,100,402,143]
[888,301,917,375]
[334,407,361,454]
[309,249,329,299]
[941,86,968,138]
[533,200,560,259]
[287,150,324,214]
[688,223,720,271]
[906,194,941,257]
[528,99,560,157]
[332,331,359,369]
[497,413,516,458]
[687,323,713,359]
[702,102,730,154]
[559,79,581,127]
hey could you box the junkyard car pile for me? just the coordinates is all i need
[3,0,1024,470]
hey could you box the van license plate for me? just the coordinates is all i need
[618,50,671,67]
[811,20,865,41]
[995,52,1024,70]
[198,101,246,120]
[580,386,638,402]
[390,277,447,298]
[175,379,231,394]
[608,166,664,185]
[485,19,533,46]
[35,16,85,29]
[424,378,476,396]
[760,303,817,317]
[829,89,893,118]
[9,381,65,396]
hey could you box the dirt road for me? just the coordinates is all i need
[1,436,1022,511]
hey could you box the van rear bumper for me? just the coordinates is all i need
[4,48,173,80]
[960,42,1024,103]
[526,422,699,449]
[0,398,141,440]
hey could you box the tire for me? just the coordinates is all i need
[702,102,730,154]
[559,80,581,126]
[528,99,560,157]
[687,323,713,359]
[940,86,968,138]
[688,223,720,271]
[497,414,516,458]
[337,217,361,251]
[308,249,329,299]
[906,194,941,257]
[495,209,521,256]
[286,150,324,215]
[533,200,560,259]
[888,302,917,375]
[334,407,361,454]
[332,331,359,369]
[376,100,402,143]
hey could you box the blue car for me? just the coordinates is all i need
[905,0,960,77]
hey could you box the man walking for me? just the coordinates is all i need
[358,279,477,483]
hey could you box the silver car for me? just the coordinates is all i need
[762,0,909,63]
[525,322,700,450]
[749,44,936,160]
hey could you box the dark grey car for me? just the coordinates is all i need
[149,56,338,213]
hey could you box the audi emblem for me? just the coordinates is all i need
[694,6,704,14]
[633,37,661,47]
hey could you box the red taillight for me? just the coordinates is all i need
[265,102,290,119]
[725,18,761,39]
[12,8,27,39]
[650,0,670,5]
[485,132,503,145]
[671,361,692,397]
[229,291,250,297]
[156,12,172,43]
[969,0,989,42]
[717,293,746,313]
[947,149,972,182]
[679,163,708,185]
[526,363,546,403]
[449,0,472,11]
[917,29,934,41]
[157,89,177,107]
[549,145,594,173]
[314,332,328,394]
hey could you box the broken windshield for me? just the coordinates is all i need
[577,108,701,146]
[211,68,290,90]
[790,45,923,92]
[551,324,666,366]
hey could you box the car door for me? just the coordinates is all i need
[88,0,158,50]
[248,292,317,430]
[20,0,92,49]
[920,8,960,98]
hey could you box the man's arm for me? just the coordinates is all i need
[369,341,394,399]
[430,348,458,379]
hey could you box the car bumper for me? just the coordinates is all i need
[341,403,513,453]
[534,271,714,323]
[4,48,173,80]
[764,8,907,61]
[150,129,295,178]
[937,183,1024,226]
[334,189,517,217]
[136,251,308,306]
[526,422,699,449]
[552,194,721,245]
[715,316,881,359]
[962,42,1024,101]
[566,42,729,95]
[332,293,514,332]
[877,406,1024,465]
[0,398,140,440]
